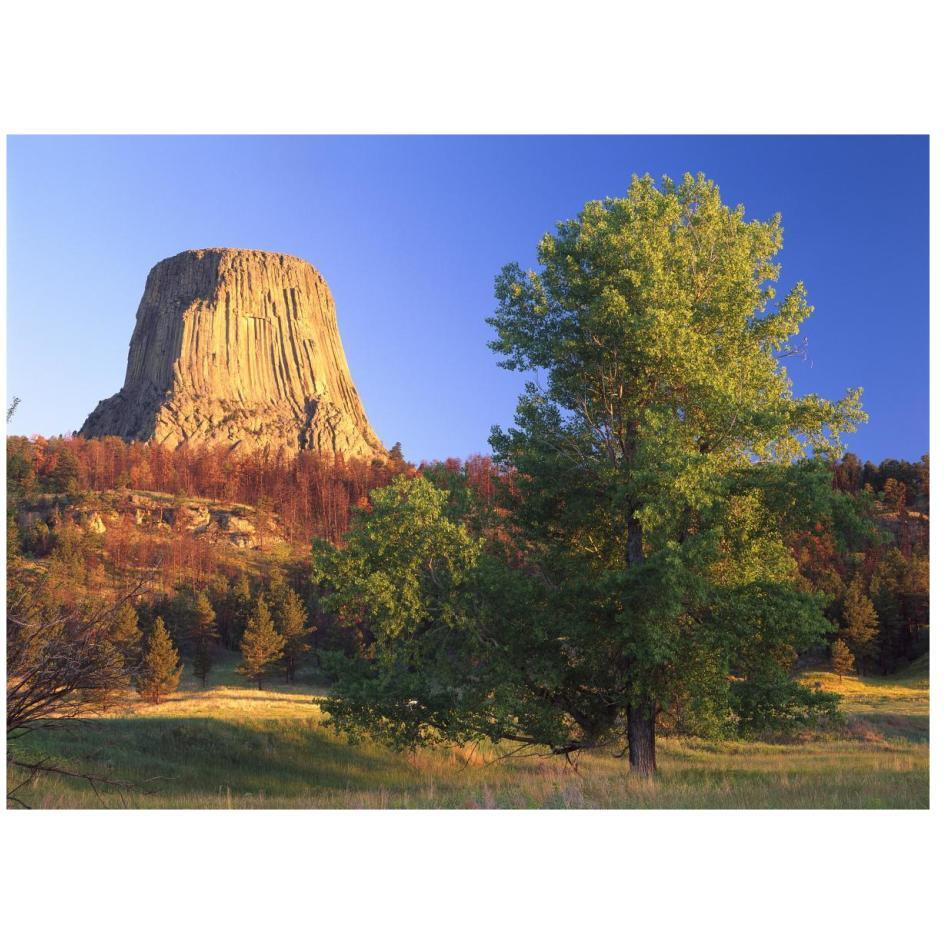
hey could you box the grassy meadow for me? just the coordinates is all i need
[7,653,929,809]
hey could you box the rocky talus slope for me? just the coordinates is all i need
[80,249,384,457]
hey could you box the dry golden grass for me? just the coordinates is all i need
[8,654,928,809]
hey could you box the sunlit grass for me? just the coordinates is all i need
[8,655,929,809]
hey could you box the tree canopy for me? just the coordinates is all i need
[313,174,866,775]
[312,174,867,775]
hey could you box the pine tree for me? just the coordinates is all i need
[191,591,218,686]
[266,571,290,614]
[387,442,408,473]
[882,478,907,515]
[276,587,311,681]
[223,573,253,650]
[136,617,182,704]
[830,638,855,684]
[238,596,284,689]
[870,551,908,674]
[840,581,879,664]
[111,601,143,680]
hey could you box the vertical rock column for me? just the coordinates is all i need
[80,248,385,458]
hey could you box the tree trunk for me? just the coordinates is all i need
[625,502,644,568]
[627,702,657,777]
[624,493,656,777]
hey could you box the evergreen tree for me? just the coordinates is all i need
[830,638,855,683]
[870,550,909,673]
[276,587,311,681]
[917,454,930,509]
[834,453,863,493]
[191,591,218,686]
[222,573,253,650]
[266,571,290,613]
[111,601,143,680]
[167,587,195,643]
[387,442,409,474]
[882,478,907,515]
[44,448,81,493]
[840,580,879,665]
[136,617,182,704]
[238,596,284,689]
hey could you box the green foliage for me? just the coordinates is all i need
[274,586,311,682]
[730,665,840,736]
[43,448,81,494]
[190,591,219,685]
[112,602,143,678]
[220,573,253,650]
[488,172,864,464]
[314,476,481,640]
[136,617,182,704]
[164,586,197,647]
[313,476,489,749]
[869,549,929,673]
[840,580,879,663]
[238,596,284,689]
[316,174,860,773]
[831,639,855,683]
[25,520,53,556]
[7,440,37,499]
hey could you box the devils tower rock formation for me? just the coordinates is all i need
[80,249,385,458]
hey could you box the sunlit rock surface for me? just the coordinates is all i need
[80,248,384,458]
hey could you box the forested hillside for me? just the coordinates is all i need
[6,434,929,809]
[6,433,928,703]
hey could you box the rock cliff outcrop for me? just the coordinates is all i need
[17,491,285,551]
[80,248,384,458]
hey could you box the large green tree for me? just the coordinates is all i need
[315,174,864,776]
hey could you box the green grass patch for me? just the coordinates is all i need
[8,660,929,809]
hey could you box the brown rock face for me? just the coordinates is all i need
[80,249,384,458]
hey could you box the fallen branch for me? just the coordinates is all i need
[7,755,166,809]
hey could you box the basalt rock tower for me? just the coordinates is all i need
[80,249,384,458]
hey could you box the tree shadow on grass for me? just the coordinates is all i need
[848,712,928,743]
[11,714,424,807]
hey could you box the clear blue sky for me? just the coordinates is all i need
[6,135,929,463]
